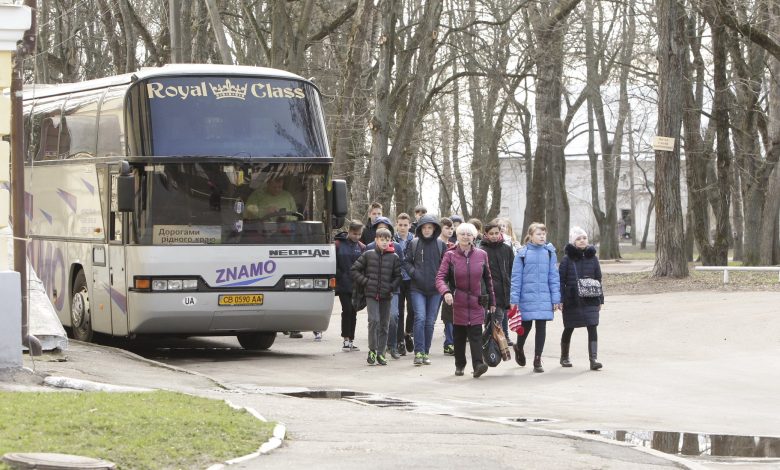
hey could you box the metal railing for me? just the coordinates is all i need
[694,266,780,284]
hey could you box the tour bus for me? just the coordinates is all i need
[23,64,348,350]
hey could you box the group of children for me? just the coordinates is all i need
[335,202,605,376]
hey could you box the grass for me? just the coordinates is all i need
[604,268,780,295]
[0,391,274,470]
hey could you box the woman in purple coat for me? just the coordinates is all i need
[436,223,496,378]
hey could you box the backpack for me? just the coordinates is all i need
[407,237,446,264]
[518,248,552,267]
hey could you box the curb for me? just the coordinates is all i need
[205,400,287,469]
[48,342,287,466]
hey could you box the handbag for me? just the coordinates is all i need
[572,261,603,298]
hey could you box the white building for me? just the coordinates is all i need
[499,154,689,244]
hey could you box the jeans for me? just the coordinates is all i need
[366,298,391,354]
[387,293,400,351]
[443,321,454,348]
[411,291,442,355]
[398,279,414,339]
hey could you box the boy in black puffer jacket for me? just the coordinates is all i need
[351,228,402,366]
[335,220,366,351]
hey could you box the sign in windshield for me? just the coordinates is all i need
[145,76,329,158]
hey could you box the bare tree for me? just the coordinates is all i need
[653,0,688,277]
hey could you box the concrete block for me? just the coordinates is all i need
[0,94,9,135]
[0,187,7,229]
[0,51,13,91]
[0,52,10,88]
[0,270,21,369]
[0,140,8,181]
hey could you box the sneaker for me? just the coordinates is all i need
[404,334,414,353]
[413,352,424,366]
[342,340,350,351]
[289,331,303,339]
[367,350,377,365]
[314,331,322,341]
[377,354,387,366]
[422,354,432,365]
[389,348,400,360]
[473,363,488,378]
[443,345,454,356]
[398,342,407,356]
[349,341,360,352]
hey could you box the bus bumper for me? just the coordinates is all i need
[126,291,335,334]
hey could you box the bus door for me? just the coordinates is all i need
[109,171,129,336]
[89,245,113,334]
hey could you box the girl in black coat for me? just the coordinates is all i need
[558,227,603,370]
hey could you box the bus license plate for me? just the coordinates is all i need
[218,294,264,306]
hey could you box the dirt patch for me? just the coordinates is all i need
[604,270,780,295]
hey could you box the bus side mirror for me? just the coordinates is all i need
[117,162,135,212]
[331,179,348,228]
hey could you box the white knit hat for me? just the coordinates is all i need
[569,227,588,244]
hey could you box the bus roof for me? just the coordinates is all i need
[23,64,311,100]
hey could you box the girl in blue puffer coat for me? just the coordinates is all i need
[509,223,561,373]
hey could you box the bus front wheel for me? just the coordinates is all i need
[237,332,276,350]
[70,270,94,342]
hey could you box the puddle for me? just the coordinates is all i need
[582,430,780,458]
[503,417,555,423]
[280,390,368,399]
[279,389,420,410]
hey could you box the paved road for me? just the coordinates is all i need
[125,291,780,468]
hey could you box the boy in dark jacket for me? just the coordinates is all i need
[366,216,403,359]
[335,220,365,351]
[351,228,402,366]
[405,214,447,365]
[481,221,515,344]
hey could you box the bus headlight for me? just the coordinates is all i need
[182,279,198,290]
[314,279,328,289]
[285,279,300,289]
[299,279,314,289]
[167,280,183,290]
[152,280,168,291]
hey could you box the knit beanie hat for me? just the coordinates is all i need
[569,226,588,244]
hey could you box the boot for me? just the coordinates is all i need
[533,355,544,373]
[513,343,526,367]
[560,342,572,367]
[588,341,603,370]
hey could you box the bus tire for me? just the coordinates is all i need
[70,270,94,342]
[237,332,276,350]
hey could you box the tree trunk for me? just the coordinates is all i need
[375,0,443,206]
[653,0,688,278]
[204,0,232,64]
[530,18,569,249]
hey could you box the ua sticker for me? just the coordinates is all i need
[183,296,197,306]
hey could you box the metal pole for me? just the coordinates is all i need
[14,0,41,356]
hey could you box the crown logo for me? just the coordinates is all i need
[209,79,248,100]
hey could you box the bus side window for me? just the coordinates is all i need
[62,91,100,159]
[29,96,63,162]
[98,87,126,158]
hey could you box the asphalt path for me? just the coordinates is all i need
[124,290,780,468]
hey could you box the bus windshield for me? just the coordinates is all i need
[132,162,329,245]
[144,76,328,158]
